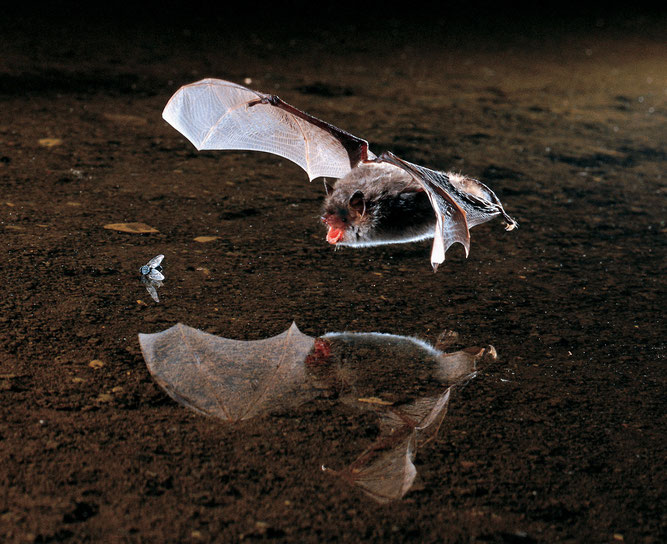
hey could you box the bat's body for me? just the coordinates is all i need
[163,79,517,270]
[322,162,435,247]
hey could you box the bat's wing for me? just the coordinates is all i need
[163,78,373,181]
[378,152,517,271]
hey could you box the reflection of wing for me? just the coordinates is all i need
[331,387,457,503]
[330,434,417,504]
[141,276,162,302]
[163,78,373,181]
[146,254,164,268]
[138,322,317,421]
[145,283,159,302]
[378,152,517,271]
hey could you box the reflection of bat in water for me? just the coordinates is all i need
[163,79,517,270]
[139,323,496,502]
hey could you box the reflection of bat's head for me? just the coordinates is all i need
[321,162,434,247]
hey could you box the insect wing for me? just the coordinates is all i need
[146,254,164,269]
[148,269,165,281]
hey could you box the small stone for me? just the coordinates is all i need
[194,236,219,243]
[88,360,105,369]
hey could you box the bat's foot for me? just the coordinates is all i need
[503,213,518,231]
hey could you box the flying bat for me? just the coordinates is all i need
[162,79,517,270]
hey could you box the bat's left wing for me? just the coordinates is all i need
[163,78,373,181]
[378,152,517,271]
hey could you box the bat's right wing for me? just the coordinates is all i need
[378,152,517,271]
[163,78,373,181]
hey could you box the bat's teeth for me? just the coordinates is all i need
[431,262,439,273]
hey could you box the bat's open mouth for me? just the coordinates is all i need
[322,213,346,244]
[326,227,345,244]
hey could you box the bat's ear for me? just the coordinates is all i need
[348,190,366,216]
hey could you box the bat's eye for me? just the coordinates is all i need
[322,213,346,229]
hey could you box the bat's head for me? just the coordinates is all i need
[321,189,373,245]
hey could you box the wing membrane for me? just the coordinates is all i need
[378,152,516,270]
[163,78,371,180]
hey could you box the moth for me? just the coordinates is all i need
[162,79,517,270]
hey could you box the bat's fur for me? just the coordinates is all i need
[322,162,436,247]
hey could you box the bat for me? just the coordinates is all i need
[139,322,496,502]
[162,79,517,271]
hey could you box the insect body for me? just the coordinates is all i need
[140,254,165,281]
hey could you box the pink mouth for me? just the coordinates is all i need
[326,227,345,244]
